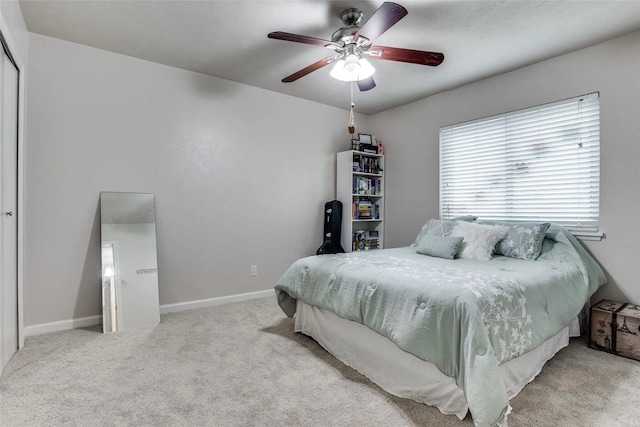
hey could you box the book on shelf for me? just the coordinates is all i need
[370,203,380,220]
[353,197,375,219]
[352,155,381,174]
[352,230,380,251]
[358,204,371,219]
[353,177,382,196]
[355,176,369,194]
[359,143,378,154]
[353,230,366,251]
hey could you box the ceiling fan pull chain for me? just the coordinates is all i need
[348,81,356,136]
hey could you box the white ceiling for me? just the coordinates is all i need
[18,0,640,115]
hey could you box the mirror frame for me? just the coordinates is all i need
[100,192,160,332]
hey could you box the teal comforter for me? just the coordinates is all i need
[275,225,605,427]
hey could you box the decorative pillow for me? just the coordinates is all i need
[450,222,509,261]
[416,235,464,260]
[410,219,456,247]
[410,216,476,247]
[495,222,551,260]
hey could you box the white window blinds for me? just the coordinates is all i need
[440,93,600,232]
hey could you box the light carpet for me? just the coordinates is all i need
[1,297,639,426]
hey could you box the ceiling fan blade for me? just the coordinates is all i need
[268,31,342,50]
[369,46,444,66]
[357,77,376,92]
[353,2,408,44]
[282,56,338,83]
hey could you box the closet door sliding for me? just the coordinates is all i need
[0,35,19,373]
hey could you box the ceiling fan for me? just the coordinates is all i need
[268,2,444,91]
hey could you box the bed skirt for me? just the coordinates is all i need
[295,300,575,420]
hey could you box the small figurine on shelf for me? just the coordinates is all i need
[358,179,369,194]
[354,231,365,251]
[377,140,384,155]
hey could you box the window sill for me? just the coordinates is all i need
[571,231,604,241]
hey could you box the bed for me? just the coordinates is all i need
[274,222,605,427]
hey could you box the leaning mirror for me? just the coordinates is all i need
[100,192,160,332]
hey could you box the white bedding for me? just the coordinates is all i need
[295,300,577,420]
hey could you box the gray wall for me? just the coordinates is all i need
[0,0,29,64]
[24,34,367,327]
[22,25,640,326]
[370,30,640,305]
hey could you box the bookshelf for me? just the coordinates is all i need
[337,150,384,252]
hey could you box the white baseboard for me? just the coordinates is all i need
[160,289,275,314]
[24,314,102,337]
[24,289,276,337]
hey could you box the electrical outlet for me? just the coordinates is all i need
[250,265,258,276]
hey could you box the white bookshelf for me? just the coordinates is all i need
[337,150,384,252]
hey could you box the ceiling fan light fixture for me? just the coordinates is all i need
[358,57,375,79]
[330,55,375,82]
[329,59,347,80]
[344,53,360,72]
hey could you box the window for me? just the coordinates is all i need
[440,93,600,234]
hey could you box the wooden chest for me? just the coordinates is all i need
[590,299,640,361]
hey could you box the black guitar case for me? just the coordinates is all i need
[316,200,345,255]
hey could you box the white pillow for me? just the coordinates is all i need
[450,221,509,261]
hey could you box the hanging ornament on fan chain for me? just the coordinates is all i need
[348,81,356,136]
